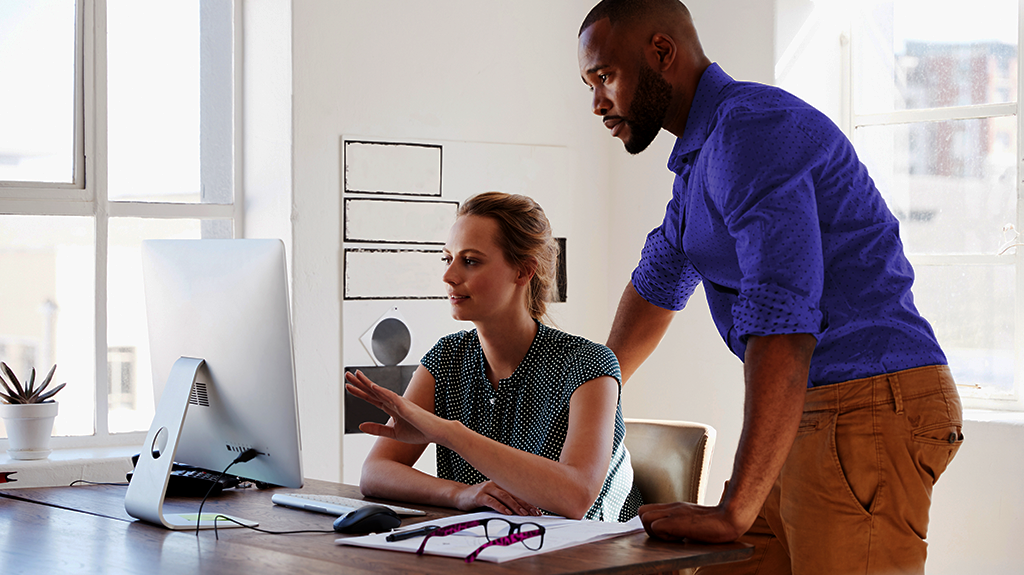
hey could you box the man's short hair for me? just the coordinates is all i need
[579,0,691,37]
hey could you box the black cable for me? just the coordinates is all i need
[210,514,335,540]
[69,480,130,487]
[195,448,262,536]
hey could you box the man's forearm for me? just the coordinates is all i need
[606,282,676,383]
[719,333,815,532]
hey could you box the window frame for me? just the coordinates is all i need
[843,0,1024,411]
[0,0,245,451]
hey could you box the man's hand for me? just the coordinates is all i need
[638,480,740,542]
[638,500,743,543]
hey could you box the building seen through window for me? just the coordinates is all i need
[850,0,1019,402]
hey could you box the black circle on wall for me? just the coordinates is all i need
[371,318,411,366]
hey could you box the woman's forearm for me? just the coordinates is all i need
[360,455,465,509]
[441,421,606,519]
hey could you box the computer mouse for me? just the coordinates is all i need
[333,504,402,535]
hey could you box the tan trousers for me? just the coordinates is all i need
[698,365,963,575]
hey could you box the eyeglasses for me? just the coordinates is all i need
[415,517,546,563]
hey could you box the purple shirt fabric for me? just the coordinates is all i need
[631,63,946,387]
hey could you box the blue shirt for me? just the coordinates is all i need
[631,63,946,387]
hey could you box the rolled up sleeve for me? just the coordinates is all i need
[631,226,703,312]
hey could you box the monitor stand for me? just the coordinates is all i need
[124,356,257,530]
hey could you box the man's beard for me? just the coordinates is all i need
[623,61,673,155]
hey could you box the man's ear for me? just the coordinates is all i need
[517,259,538,286]
[650,32,677,72]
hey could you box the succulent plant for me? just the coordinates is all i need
[0,362,66,405]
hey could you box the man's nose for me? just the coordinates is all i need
[592,90,609,116]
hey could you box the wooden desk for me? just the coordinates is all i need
[0,479,751,574]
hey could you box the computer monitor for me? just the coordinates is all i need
[124,239,303,530]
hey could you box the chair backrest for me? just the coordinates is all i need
[623,418,716,505]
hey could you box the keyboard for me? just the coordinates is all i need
[271,492,426,517]
[127,454,242,498]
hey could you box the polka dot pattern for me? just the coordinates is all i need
[632,63,946,386]
[422,323,643,522]
[630,227,702,311]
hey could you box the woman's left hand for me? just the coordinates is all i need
[344,370,451,446]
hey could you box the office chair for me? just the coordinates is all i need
[624,419,717,575]
[623,418,716,506]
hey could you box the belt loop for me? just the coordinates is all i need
[888,373,904,415]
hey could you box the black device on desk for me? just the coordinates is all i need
[333,504,401,535]
[126,453,240,497]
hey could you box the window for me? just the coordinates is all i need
[779,0,1023,409]
[0,1,78,184]
[0,0,242,447]
[107,346,136,411]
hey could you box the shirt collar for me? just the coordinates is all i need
[667,62,734,174]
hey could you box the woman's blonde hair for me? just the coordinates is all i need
[457,192,559,321]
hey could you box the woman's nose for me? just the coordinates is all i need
[442,263,458,285]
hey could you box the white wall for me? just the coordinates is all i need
[927,412,1024,575]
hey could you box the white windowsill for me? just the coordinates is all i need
[964,408,1024,426]
[0,445,137,489]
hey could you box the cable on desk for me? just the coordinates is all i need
[69,480,130,487]
[195,448,262,537]
[210,514,335,540]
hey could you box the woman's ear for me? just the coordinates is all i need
[517,258,538,286]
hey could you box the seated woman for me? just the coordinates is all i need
[346,191,642,521]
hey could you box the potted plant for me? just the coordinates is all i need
[0,362,66,460]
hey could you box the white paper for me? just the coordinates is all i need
[336,511,644,564]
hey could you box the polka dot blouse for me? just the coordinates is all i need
[421,322,643,522]
[631,63,946,386]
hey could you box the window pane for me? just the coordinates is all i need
[106,218,232,433]
[854,117,1016,255]
[0,0,77,183]
[913,264,1015,397]
[106,0,233,203]
[0,216,94,438]
[855,0,1018,114]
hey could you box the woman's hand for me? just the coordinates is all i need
[455,480,541,516]
[344,370,451,446]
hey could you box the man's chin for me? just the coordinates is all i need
[611,122,660,155]
[624,135,658,155]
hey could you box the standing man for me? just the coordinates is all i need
[578,1,963,574]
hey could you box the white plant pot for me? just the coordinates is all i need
[1,401,58,460]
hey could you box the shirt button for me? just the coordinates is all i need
[948,432,958,443]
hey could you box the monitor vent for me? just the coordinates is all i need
[226,443,264,456]
[189,382,210,407]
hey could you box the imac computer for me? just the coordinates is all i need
[124,239,304,530]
